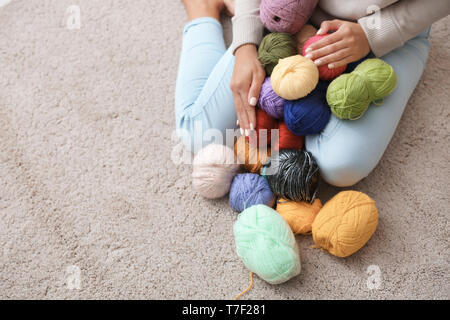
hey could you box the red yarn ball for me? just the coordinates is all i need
[248,108,278,148]
[275,122,305,151]
[303,34,347,81]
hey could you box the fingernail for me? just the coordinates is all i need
[305,47,312,53]
[328,63,334,69]
[305,53,312,59]
[314,59,322,66]
[240,128,244,135]
[249,97,257,106]
[236,119,239,126]
[245,129,249,137]
[250,123,254,131]
[317,28,323,35]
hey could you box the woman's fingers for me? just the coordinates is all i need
[317,19,342,35]
[305,31,342,52]
[304,40,346,61]
[247,71,265,129]
[328,56,354,69]
[233,94,249,135]
[313,48,351,67]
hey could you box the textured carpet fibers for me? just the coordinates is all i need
[0,1,449,299]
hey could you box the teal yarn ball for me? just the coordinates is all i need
[234,204,301,284]
[326,58,398,120]
[258,33,296,76]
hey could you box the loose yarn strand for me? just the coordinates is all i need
[233,272,254,300]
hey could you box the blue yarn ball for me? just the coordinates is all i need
[284,81,331,136]
[229,173,275,212]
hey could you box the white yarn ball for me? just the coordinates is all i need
[192,144,240,199]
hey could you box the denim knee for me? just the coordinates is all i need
[311,148,375,187]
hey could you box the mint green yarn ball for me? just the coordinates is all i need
[233,204,301,284]
[258,33,296,76]
[327,58,398,120]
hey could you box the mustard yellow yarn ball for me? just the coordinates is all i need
[271,55,319,100]
[312,191,378,258]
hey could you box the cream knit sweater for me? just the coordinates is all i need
[232,0,450,56]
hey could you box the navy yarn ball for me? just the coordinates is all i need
[284,81,331,136]
[229,173,274,212]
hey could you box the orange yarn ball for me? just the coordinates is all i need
[294,24,318,54]
[235,136,271,174]
[276,198,322,235]
[276,122,305,151]
[251,108,279,148]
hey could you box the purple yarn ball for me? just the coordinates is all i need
[259,77,285,119]
[229,173,274,212]
[284,81,331,136]
[260,0,319,34]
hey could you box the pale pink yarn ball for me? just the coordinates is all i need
[260,0,319,34]
[192,144,240,199]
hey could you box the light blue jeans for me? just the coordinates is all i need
[175,17,431,187]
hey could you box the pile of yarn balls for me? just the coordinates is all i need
[190,0,395,286]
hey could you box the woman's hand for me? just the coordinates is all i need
[231,44,265,136]
[304,20,371,69]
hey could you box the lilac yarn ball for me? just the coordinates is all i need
[259,77,285,119]
[229,173,275,212]
[260,0,319,34]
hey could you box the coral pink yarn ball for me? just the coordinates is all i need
[303,35,347,81]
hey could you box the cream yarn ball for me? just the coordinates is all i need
[192,144,240,199]
[271,55,319,100]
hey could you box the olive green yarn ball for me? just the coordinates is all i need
[326,58,398,120]
[233,204,301,284]
[258,33,296,76]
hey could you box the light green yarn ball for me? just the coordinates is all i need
[354,58,398,100]
[233,204,301,284]
[258,33,296,76]
[326,73,372,120]
[327,58,398,120]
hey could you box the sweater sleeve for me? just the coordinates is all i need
[231,0,264,54]
[358,0,450,57]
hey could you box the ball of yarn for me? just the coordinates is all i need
[275,121,304,151]
[271,55,319,100]
[327,58,398,120]
[294,24,317,54]
[276,198,322,235]
[250,108,279,147]
[259,77,285,119]
[234,204,301,284]
[284,81,331,136]
[355,58,398,101]
[312,191,378,258]
[263,149,319,202]
[234,135,271,174]
[260,0,319,35]
[303,35,347,80]
[258,33,296,76]
[192,144,240,199]
[229,174,275,212]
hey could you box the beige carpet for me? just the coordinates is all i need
[0,0,448,300]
